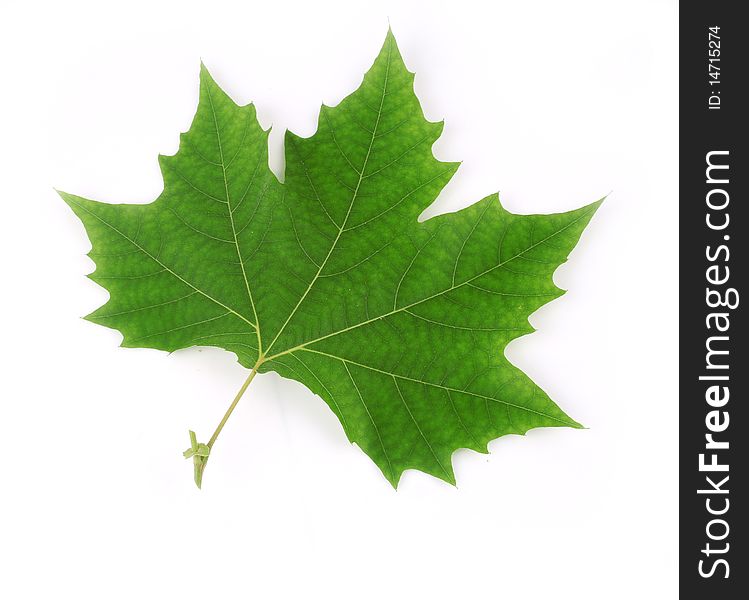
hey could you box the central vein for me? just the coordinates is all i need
[262,38,393,358]
[205,83,263,355]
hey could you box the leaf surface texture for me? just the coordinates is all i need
[63,31,600,486]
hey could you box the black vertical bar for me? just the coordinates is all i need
[681,4,746,597]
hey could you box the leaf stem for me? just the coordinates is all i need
[188,359,262,488]
[208,361,262,448]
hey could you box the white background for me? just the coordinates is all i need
[0,1,678,598]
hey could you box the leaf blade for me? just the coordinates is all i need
[62,30,601,486]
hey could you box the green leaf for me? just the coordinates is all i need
[61,30,601,487]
